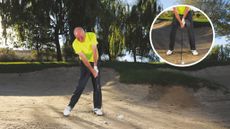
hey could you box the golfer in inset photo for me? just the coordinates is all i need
[166,6,198,56]
[150,5,214,66]
[64,27,103,116]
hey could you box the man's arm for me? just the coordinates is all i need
[92,45,98,66]
[182,7,190,20]
[78,52,98,78]
[173,7,184,28]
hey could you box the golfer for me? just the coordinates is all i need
[64,27,103,116]
[166,6,198,56]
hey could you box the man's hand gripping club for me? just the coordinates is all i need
[78,52,98,78]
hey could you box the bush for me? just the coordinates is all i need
[0,48,36,62]
[62,43,76,61]
[0,48,18,61]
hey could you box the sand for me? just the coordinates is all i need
[0,66,229,129]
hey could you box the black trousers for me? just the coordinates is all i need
[169,11,196,50]
[68,61,102,109]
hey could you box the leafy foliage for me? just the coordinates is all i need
[0,0,158,62]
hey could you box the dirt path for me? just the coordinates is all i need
[0,67,229,129]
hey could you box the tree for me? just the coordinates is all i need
[49,0,69,61]
[96,0,117,61]
[0,0,13,45]
[0,0,61,61]
[108,22,125,60]
[125,0,157,62]
[0,0,158,62]
[180,0,230,40]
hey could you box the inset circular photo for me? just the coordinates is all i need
[150,5,215,67]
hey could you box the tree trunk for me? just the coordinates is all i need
[107,42,112,61]
[36,41,41,61]
[133,47,137,62]
[54,28,63,61]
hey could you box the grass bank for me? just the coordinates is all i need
[0,61,228,91]
[103,62,225,91]
[0,62,78,73]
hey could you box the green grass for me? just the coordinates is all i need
[193,18,209,23]
[158,16,209,23]
[158,17,173,21]
[0,61,228,91]
[103,62,227,91]
[149,60,230,71]
[176,60,230,71]
[0,62,78,73]
[0,61,69,65]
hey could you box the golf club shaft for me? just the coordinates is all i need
[181,28,183,64]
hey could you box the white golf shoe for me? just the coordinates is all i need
[63,106,72,116]
[191,50,198,56]
[166,50,173,55]
[93,108,103,116]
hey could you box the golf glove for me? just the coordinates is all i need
[94,66,99,73]
[182,18,185,26]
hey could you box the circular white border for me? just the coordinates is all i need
[149,4,215,67]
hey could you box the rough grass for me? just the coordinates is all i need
[103,62,224,91]
[0,62,78,73]
[0,61,228,91]
[158,17,208,22]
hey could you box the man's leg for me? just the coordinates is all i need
[169,16,179,51]
[90,63,103,115]
[186,12,196,50]
[68,62,91,108]
[91,63,102,109]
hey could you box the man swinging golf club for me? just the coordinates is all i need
[166,6,198,56]
[64,27,103,116]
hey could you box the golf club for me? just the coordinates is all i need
[180,27,184,65]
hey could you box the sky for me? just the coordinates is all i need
[123,0,137,6]
[158,0,180,9]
